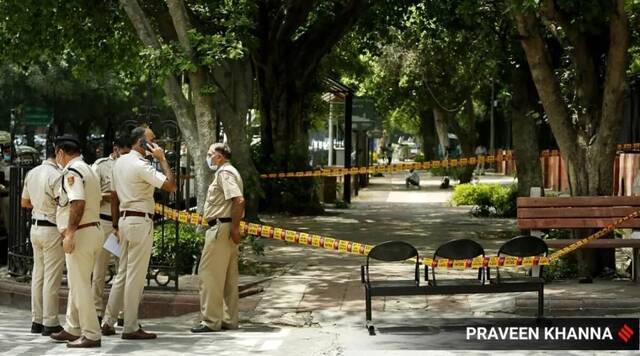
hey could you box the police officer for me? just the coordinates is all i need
[100,127,176,339]
[191,143,245,333]
[91,136,130,323]
[20,144,64,336]
[49,135,103,348]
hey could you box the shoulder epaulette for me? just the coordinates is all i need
[94,157,110,165]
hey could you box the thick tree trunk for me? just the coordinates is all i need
[418,109,438,160]
[510,58,544,198]
[513,1,629,276]
[257,76,322,214]
[449,99,476,183]
[211,58,262,221]
[433,107,449,157]
[251,0,370,214]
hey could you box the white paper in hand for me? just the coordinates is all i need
[103,233,121,258]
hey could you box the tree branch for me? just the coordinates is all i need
[512,7,578,158]
[293,0,371,85]
[540,0,598,135]
[597,0,629,149]
[119,0,197,139]
[166,0,195,57]
[276,1,317,43]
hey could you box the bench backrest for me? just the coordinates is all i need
[434,239,484,260]
[498,235,548,257]
[517,196,640,229]
[366,241,420,284]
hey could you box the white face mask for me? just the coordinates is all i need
[206,157,217,171]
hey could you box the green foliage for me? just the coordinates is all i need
[544,256,580,282]
[153,223,204,274]
[451,183,518,217]
[153,222,266,275]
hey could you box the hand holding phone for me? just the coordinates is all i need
[148,142,166,162]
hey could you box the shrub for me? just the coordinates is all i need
[153,222,266,275]
[451,183,518,217]
[544,256,580,282]
[153,223,204,274]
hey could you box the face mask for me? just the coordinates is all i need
[206,157,217,171]
[3,154,9,162]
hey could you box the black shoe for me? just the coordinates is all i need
[117,318,124,327]
[190,324,219,333]
[42,325,63,336]
[31,322,44,334]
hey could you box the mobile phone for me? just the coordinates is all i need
[140,139,153,151]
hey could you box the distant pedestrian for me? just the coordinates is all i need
[475,144,487,175]
[405,169,420,189]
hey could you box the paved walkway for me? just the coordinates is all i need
[2,173,640,355]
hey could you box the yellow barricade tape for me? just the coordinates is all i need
[259,152,513,179]
[153,205,640,269]
[257,143,640,180]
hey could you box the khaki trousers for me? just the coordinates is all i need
[30,224,64,326]
[64,225,102,341]
[198,223,239,330]
[92,219,114,317]
[103,215,153,333]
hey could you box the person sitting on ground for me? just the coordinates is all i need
[405,169,420,189]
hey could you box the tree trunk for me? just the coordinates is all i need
[433,107,449,157]
[449,99,476,183]
[256,71,322,214]
[418,109,438,160]
[513,1,629,276]
[211,58,262,221]
[510,58,544,198]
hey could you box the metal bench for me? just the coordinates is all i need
[361,237,546,335]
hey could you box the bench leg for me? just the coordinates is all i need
[365,289,375,335]
[365,288,372,323]
[537,284,544,318]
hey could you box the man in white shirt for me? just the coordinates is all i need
[21,145,63,336]
[100,127,176,339]
[49,135,103,348]
[91,136,130,323]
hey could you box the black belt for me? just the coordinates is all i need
[31,219,56,227]
[100,214,112,221]
[207,217,232,226]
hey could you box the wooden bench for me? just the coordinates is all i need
[517,196,640,281]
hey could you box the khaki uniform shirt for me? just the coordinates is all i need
[56,156,102,232]
[92,155,115,216]
[112,150,167,214]
[21,160,61,224]
[203,162,243,220]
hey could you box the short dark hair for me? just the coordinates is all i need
[130,127,146,146]
[45,143,56,159]
[114,134,131,149]
[54,135,81,155]
[212,142,231,159]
